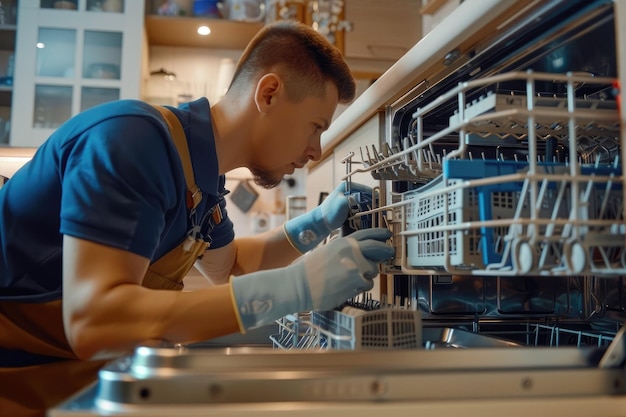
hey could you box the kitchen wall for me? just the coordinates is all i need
[145,46,241,106]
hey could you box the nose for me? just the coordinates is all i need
[307,139,322,162]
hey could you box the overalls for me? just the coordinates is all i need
[0,106,219,417]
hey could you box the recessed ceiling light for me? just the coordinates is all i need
[197,26,211,36]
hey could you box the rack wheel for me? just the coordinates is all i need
[564,241,587,274]
[512,238,535,274]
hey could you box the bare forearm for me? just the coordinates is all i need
[63,236,241,360]
[232,225,301,275]
[67,283,239,360]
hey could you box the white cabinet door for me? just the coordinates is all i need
[10,0,144,147]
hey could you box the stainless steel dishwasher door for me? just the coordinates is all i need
[50,340,626,417]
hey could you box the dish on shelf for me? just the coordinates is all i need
[54,1,78,9]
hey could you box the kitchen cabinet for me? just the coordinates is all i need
[143,0,422,79]
[144,15,264,49]
[344,0,421,61]
[143,0,263,48]
[9,0,144,147]
[0,0,17,145]
[420,0,461,36]
[343,0,422,78]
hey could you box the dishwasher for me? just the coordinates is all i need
[51,0,626,416]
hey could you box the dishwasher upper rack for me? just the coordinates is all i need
[351,70,620,184]
[343,71,622,277]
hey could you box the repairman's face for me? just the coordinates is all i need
[249,78,338,189]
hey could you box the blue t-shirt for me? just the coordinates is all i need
[0,97,234,302]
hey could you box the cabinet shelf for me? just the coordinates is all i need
[145,15,263,49]
[0,87,11,107]
[0,25,16,50]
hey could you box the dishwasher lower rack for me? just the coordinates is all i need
[394,159,623,276]
[270,308,422,351]
[270,306,622,352]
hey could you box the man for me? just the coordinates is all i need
[0,21,394,416]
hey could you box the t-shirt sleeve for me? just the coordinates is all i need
[59,116,179,259]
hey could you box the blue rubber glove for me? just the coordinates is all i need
[284,182,372,254]
[230,228,394,331]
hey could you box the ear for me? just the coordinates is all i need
[253,73,282,113]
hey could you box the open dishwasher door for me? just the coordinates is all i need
[50,335,626,417]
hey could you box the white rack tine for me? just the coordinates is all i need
[384,142,393,157]
[371,144,379,161]
[359,146,368,166]
[365,145,374,165]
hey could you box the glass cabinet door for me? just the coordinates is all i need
[80,87,119,111]
[11,0,142,147]
[34,28,76,128]
[36,28,76,78]
[81,30,122,110]
[33,85,72,128]
[33,27,123,128]
[82,30,122,80]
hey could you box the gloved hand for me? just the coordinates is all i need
[230,227,394,331]
[284,182,372,254]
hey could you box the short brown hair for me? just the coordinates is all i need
[228,21,355,104]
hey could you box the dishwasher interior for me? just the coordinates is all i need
[274,0,625,353]
[51,0,626,415]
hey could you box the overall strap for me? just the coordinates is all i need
[153,105,202,210]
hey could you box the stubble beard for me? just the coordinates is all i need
[250,165,283,189]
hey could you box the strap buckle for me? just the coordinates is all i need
[212,204,223,225]
[187,185,202,209]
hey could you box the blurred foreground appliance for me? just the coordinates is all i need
[51,0,626,415]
